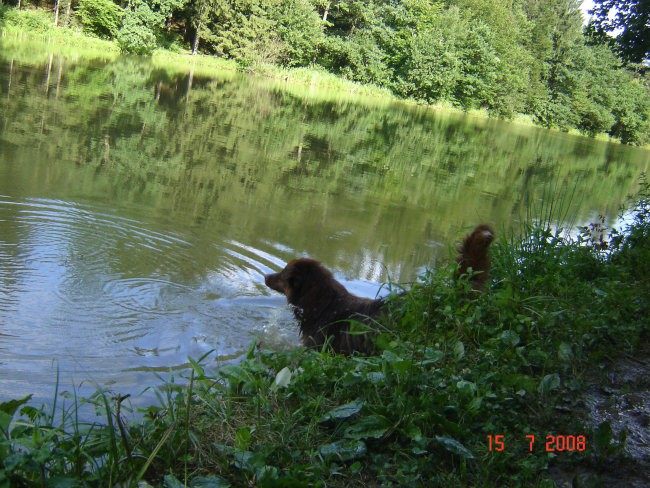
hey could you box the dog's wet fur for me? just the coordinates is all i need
[265,225,494,354]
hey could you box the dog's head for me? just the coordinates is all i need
[462,224,494,250]
[265,258,342,307]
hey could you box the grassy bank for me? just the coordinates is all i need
[0,7,394,103]
[1,179,648,487]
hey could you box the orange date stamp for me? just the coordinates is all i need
[487,434,587,452]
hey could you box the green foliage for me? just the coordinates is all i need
[400,7,501,110]
[118,5,158,55]
[0,6,54,34]
[3,0,649,143]
[526,22,649,144]
[268,0,322,67]
[590,0,650,64]
[194,0,320,68]
[76,0,123,39]
[195,0,281,66]
[117,0,186,55]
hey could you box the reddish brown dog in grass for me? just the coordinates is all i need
[265,225,494,355]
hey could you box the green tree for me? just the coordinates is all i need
[76,0,123,39]
[117,0,186,55]
[268,0,323,66]
[590,0,650,63]
[524,0,585,129]
[398,7,504,110]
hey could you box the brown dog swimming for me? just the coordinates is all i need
[265,225,494,354]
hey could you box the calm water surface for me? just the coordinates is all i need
[0,42,648,403]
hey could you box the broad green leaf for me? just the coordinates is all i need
[435,436,475,459]
[320,400,364,422]
[0,395,32,416]
[453,341,465,360]
[344,415,390,439]
[190,476,231,488]
[163,475,184,488]
[456,380,477,397]
[558,342,573,361]
[319,440,367,461]
[235,427,251,450]
[499,330,520,346]
[44,477,79,488]
[538,374,561,395]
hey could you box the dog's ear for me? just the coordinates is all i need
[286,259,330,305]
[285,260,313,303]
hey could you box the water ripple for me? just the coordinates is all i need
[0,196,299,402]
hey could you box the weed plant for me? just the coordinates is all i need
[1,179,648,487]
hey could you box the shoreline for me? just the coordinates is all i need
[0,17,634,147]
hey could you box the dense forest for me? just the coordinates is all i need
[1,0,649,145]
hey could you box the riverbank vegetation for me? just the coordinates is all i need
[1,179,648,486]
[1,1,648,145]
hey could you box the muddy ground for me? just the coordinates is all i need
[550,343,650,488]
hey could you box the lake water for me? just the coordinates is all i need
[1,40,648,404]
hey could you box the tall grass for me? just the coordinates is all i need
[1,179,648,486]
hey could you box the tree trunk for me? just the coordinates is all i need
[7,59,14,98]
[154,81,162,102]
[192,22,201,55]
[185,67,194,103]
[55,57,63,99]
[312,1,332,64]
[322,0,331,23]
[45,53,53,94]
[53,0,60,26]
[63,0,72,27]
[103,135,110,165]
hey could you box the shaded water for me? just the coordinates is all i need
[0,41,648,402]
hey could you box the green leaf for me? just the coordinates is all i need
[0,396,33,415]
[374,333,393,350]
[219,365,256,391]
[435,436,475,459]
[0,412,12,434]
[558,342,573,361]
[320,400,364,422]
[0,396,32,430]
[319,440,367,461]
[419,348,444,365]
[45,477,79,488]
[235,427,251,450]
[163,475,184,488]
[538,374,561,395]
[189,476,231,488]
[456,380,477,398]
[468,396,483,412]
[499,330,520,346]
[453,341,465,360]
[343,415,390,439]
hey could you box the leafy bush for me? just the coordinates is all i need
[269,0,322,67]
[0,7,54,34]
[399,8,501,110]
[76,0,123,39]
[117,8,157,55]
